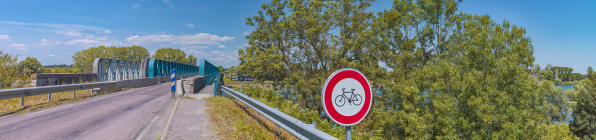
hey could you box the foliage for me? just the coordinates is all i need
[152,48,197,65]
[217,66,225,74]
[241,0,578,139]
[205,96,298,139]
[541,80,572,123]
[42,64,71,68]
[19,57,44,77]
[234,85,348,138]
[540,124,578,140]
[46,67,81,73]
[541,65,583,82]
[242,0,380,116]
[0,50,20,88]
[570,79,596,139]
[72,45,151,72]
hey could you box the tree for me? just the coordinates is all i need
[541,80,572,123]
[242,0,381,114]
[217,66,225,74]
[242,0,563,139]
[570,79,596,139]
[186,55,197,65]
[587,66,593,76]
[0,50,19,88]
[19,57,44,77]
[152,48,197,65]
[72,45,150,72]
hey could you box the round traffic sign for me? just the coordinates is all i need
[322,68,372,126]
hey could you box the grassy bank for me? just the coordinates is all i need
[205,96,298,140]
[0,88,126,116]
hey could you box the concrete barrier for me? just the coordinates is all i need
[31,73,98,87]
[181,76,205,94]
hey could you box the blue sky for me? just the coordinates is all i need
[0,0,594,74]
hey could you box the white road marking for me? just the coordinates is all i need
[136,116,159,140]
[28,104,73,116]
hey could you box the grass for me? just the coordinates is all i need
[205,96,298,140]
[182,96,197,100]
[0,88,127,116]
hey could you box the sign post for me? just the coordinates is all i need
[171,69,176,99]
[230,75,254,94]
[321,68,372,140]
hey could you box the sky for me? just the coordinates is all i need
[0,0,594,74]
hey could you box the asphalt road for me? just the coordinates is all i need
[0,83,176,140]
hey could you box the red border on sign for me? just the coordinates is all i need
[323,69,372,125]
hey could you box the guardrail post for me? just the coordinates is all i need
[73,90,75,98]
[276,107,280,134]
[48,93,51,101]
[20,97,24,106]
[313,121,317,128]
[257,98,260,120]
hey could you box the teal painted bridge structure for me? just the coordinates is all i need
[93,58,220,85]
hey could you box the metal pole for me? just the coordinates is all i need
[257,98,260,120]
[240,81,243,94]
[48,93,51,101]
[20,97,24,106]
[73,90,75,98]
[171,91,175,99]
[346,126,352,140]
[276,107,280,134]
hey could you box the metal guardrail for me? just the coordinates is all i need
[221,86,339,140]
[0,81,117,100]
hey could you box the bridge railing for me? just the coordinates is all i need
[93,58,142,82]
[199,59,220,86]
[220,86,339,140]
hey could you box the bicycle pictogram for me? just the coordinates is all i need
[335,88,363,107]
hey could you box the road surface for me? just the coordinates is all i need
[0,83,176,140]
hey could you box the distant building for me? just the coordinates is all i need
[555,69,559,79]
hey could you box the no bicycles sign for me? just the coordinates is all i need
[322,68,372,126]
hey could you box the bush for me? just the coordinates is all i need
[570,79,596,139]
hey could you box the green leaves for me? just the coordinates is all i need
[19,57,44,77]
[72,45,151,72]
[152,48,197,65]
[570,79,596,139]
[0,49,19,88]
[242,0,381,118]
[241,0,577,139]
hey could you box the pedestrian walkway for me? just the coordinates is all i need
[166,85,218,140]
[186,85,214,99]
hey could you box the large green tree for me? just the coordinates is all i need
[570,79,596,139]
[241,0,381,113]
[0,50,19,88]
[152,48,197,65]
[72,45,150,72]
[241,0,568,139]
[19,57,44,77]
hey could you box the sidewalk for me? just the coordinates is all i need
[166,85,219,140]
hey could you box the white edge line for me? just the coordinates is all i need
[136,116,159,140]
[160,97,180,140]
[28,104,73,116]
